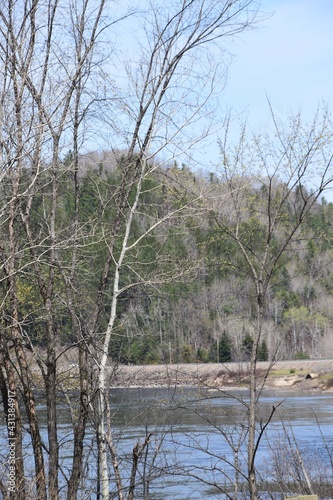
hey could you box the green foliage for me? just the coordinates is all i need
[257,340,269,361]
[79,172,105,217]
[209,341,218,363]
[306,239,318,260]
[305,202,333,250]
[241,332,254,361]
[321,272,333,295]
[7,156,333,363]
[196,346,209,363]
[283,306,310,324]
[239,217,268,255]
[293,351,310,360]
[181,344,193,363]
[110,333,160,365]
[219,330,233,363]
[275,290,301,310]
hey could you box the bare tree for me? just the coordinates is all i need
[84,2,263,497]
[0,0,121,497]
[0,0,262,498]
[204,106,333,499]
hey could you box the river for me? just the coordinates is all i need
[104,387,333,498]
[1,387,333,498]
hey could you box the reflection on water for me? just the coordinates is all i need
[1,388,333,498]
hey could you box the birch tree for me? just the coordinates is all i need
[88,2,262,497]
[62,0,261,494]
[0,0,261,498]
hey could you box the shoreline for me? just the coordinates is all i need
[24,355,333,391]
[102,360,333,391]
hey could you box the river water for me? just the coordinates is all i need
[1,387,333,498]
[104,387,333,499]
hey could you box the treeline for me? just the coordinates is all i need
[10,154,333,365]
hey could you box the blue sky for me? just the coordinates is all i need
[222,0,333,133]
[111,0,333,197]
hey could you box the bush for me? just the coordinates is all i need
[181,344,193,363]
[294,351,309,360]
[196,347,209,363]
[109,334,161,364]
[241,332,253,361]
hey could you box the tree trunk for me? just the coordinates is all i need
[0,346,25,499]
[248,280,264,500]
[46,153,59,500]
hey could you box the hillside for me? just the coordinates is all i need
[8,161,333,364]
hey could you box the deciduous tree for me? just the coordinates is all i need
[207,107,333,499]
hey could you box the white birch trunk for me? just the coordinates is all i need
[97,162,145,499]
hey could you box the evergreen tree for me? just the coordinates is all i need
[241,332,254,361]
[219,330,233,362]
[257,339,269,361]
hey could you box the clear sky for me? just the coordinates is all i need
[110,0,333,197]
[187,0,333,200]
[222,0,333,135]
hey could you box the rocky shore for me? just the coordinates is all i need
[25,350,332,391]
[105,360,333,391]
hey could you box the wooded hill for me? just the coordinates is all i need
[4,2,331,497]
[6,151,333,366]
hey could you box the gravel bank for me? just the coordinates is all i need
[107,360,333,390]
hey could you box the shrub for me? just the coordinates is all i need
[294,351,309,360]
[196,347,209,363]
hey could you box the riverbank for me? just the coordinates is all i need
[105,360,333,391]
[25,349,333,391]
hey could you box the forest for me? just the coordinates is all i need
[13,150,333,366]
[1,0,333,499]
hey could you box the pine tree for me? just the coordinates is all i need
[219,330,232,362]
[241,332,254,361]
[257,339,269,361]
